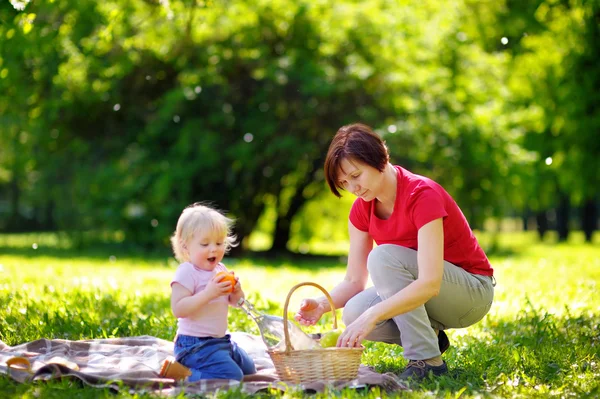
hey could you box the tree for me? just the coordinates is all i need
[500,0,600,241]
[1,0,398,250]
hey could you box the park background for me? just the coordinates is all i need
[1,0,599,398]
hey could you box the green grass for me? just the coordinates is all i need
[1,231,599,398]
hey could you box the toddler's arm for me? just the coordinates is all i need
[171,278,231,318]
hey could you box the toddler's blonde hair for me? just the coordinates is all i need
[171,203,238,263]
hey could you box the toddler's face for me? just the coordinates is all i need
[186,231,227,271]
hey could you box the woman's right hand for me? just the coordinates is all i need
[294,298,327,326]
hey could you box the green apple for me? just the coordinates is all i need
[320,329,342,348]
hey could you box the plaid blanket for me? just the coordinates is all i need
[0,332,406,395]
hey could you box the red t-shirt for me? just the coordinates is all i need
[349,166,493,276]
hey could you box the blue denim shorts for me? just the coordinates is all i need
[174,334,256,381]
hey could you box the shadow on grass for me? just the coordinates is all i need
[0,244,173,262]
[0,245,348,270]
[416,307,600,396]
[234,250,348,270]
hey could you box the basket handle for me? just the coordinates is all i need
[282,282,337,354]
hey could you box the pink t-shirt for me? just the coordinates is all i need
[171,262,230,337]
[350,165,493,276]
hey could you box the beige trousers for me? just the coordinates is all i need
[342,244,494,360]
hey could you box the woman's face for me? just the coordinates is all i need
[337,158,385,201]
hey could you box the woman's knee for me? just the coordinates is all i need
[367,244,416,278]
[342,288,380,326]
[342,298,362,326]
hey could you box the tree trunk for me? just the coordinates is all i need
[536,211,548,240]
[7,174,20,229]
[45,200,56,230]
[270,157,324,253]
[229,200,265,256]
[556,194,570,242]
[581,199,597,243]
[522,208,529,231]
[270,179,313,253]
[7,132,22,231]
[271,213,292,253]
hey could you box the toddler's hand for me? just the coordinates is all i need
[205,275,234,298]
[231,274,242,294]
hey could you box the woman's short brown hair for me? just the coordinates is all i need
[324,123,389,197]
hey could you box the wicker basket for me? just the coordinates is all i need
[267,282,364,384]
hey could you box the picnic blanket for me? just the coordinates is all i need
[0,332,406,395]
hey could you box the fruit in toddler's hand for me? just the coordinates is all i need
[216,271,236,293]
[319,329,342,348]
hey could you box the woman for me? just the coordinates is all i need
[295,123,495,381]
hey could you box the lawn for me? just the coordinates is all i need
[1,231,599,398]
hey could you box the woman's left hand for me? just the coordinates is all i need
[337,309,378,348]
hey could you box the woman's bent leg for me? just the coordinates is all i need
[365,245,494,360]
[343,287,402,346]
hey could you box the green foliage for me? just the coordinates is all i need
[1,0,599,248]
[1,231,599,398]
[379,1,525,227]
[499,0,600,209]
[0,0,399,248]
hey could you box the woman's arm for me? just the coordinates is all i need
[337,218,445,346]
[317,220,373,311]
[368,217,444,320]
[295,221,372,325]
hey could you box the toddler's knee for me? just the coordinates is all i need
[222,367,244,381]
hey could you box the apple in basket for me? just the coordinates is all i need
[319,329,342,348]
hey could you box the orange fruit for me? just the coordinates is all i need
[216,271,236,293]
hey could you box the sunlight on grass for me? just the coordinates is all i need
[488,241,600,319]
[1,231,599,398]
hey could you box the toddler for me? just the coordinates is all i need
[160,203,256,382]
